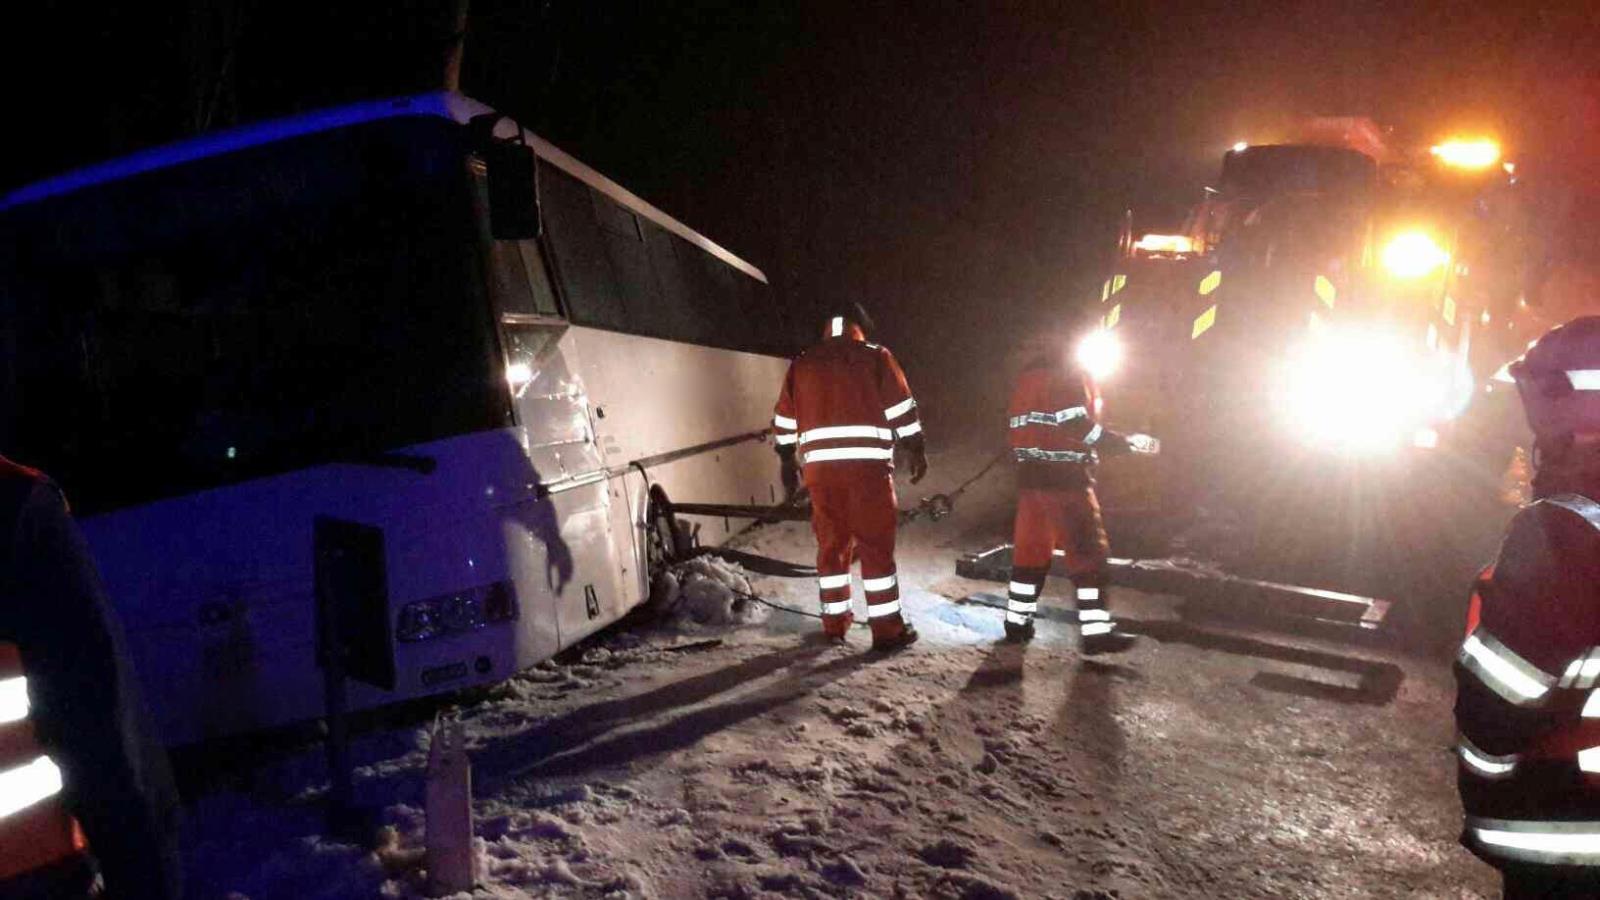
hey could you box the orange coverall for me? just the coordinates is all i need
[773,318,922,640]
[1005,356,1121,637]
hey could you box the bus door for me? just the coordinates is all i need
[477,177,633,650]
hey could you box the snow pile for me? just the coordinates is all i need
[649,556,770,630]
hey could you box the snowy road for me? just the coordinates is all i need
[184,448,1500,899]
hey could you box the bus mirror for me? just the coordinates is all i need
[470,113,543,240]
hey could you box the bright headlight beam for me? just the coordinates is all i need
[1382,232,1450,279]
[1431,139,1501,170]
[1075,330,1122,382]
[1275,325,1454,455]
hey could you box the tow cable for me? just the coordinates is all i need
[899,448,1008,523]
[653,450,1011,628]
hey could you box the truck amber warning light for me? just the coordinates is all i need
[1133,233,1195,255]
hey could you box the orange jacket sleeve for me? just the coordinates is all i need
[772,361,799,452]
[876,348,921,440]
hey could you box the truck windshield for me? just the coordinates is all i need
[1220,145,1376,199]
[0,117,506,514]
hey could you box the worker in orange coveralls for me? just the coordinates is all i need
[1004,336,1149,652]
[772,310,927,652]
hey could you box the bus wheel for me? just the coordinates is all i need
[646,484,684,579]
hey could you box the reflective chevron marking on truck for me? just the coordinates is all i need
[1314,275,1336,308]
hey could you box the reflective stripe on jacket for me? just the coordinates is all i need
[773,333,920,471]
[1456,492,1600,870]
[0,641,87,882]
[1008,357,1105,488]
[0,457,182,898]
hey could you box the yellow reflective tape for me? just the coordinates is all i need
[1314,275,1336,308]
[1111,273,1127,295]
[1107,303,1122,329]
[1308,310,1326,334]
[1101,279,1112,302]
[1192,304,1217,339]
[1198,270,1222,296]
[1427,322,1439,349]
[1444,295,1457,326]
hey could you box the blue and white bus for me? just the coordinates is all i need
[1,93,792,746]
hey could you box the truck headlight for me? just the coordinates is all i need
[1382,231,1449,279]
[1076,330,1122,381]
[1275,327,1448,453]
[1430,139,1500,171]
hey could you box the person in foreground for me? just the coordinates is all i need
[771,309,928,652]
[0,456,181,899]
[1454,316,1600,898]
[1003,331,1147,654]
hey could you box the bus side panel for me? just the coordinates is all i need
[570,327,787,467]
[545,483,632,649]
[566,325,788,561]
[500,328,634,650]
[81,428,568,746]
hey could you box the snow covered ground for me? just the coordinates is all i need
[181,447,1500,899]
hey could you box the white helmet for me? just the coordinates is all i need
[1512,316,1600,444]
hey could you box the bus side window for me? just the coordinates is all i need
[642,219,700,343]
[511,240,560,317]
[593,192,661,335]
[538,167,627,330]
[694,250,753,351]
[475,165,561,319]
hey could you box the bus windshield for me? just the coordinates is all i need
[1,117,506,514]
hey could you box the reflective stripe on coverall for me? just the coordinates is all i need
[1454,492,1600,880]
[0,641,90,887]
[774,320,919,640]
[0,458,183,899]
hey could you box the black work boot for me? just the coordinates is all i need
[871,623,920,653]
[1081,629,1137,656]
[1003,620,1035,644]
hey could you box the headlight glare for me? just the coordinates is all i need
[1076,330,1123,381]
[1382,231,1450,279]
[1274,327,1451,454]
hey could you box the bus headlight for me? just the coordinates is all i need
[1076,330,1123,381]
[1382,231,1450,279]
[1275,327,1449,453]
[396,599,443,642]
[397,581,517,642]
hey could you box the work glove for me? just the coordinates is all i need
[904,434,929,485]
[1097,431,1134,457]
[778,446,800,501]
[1127,433,1161,455]
[1098,431,1159,458]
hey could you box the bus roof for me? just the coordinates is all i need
[1,92,768,284]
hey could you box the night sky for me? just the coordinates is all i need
[12,1,1600,416]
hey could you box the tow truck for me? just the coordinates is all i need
[1033,120,1546,638]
